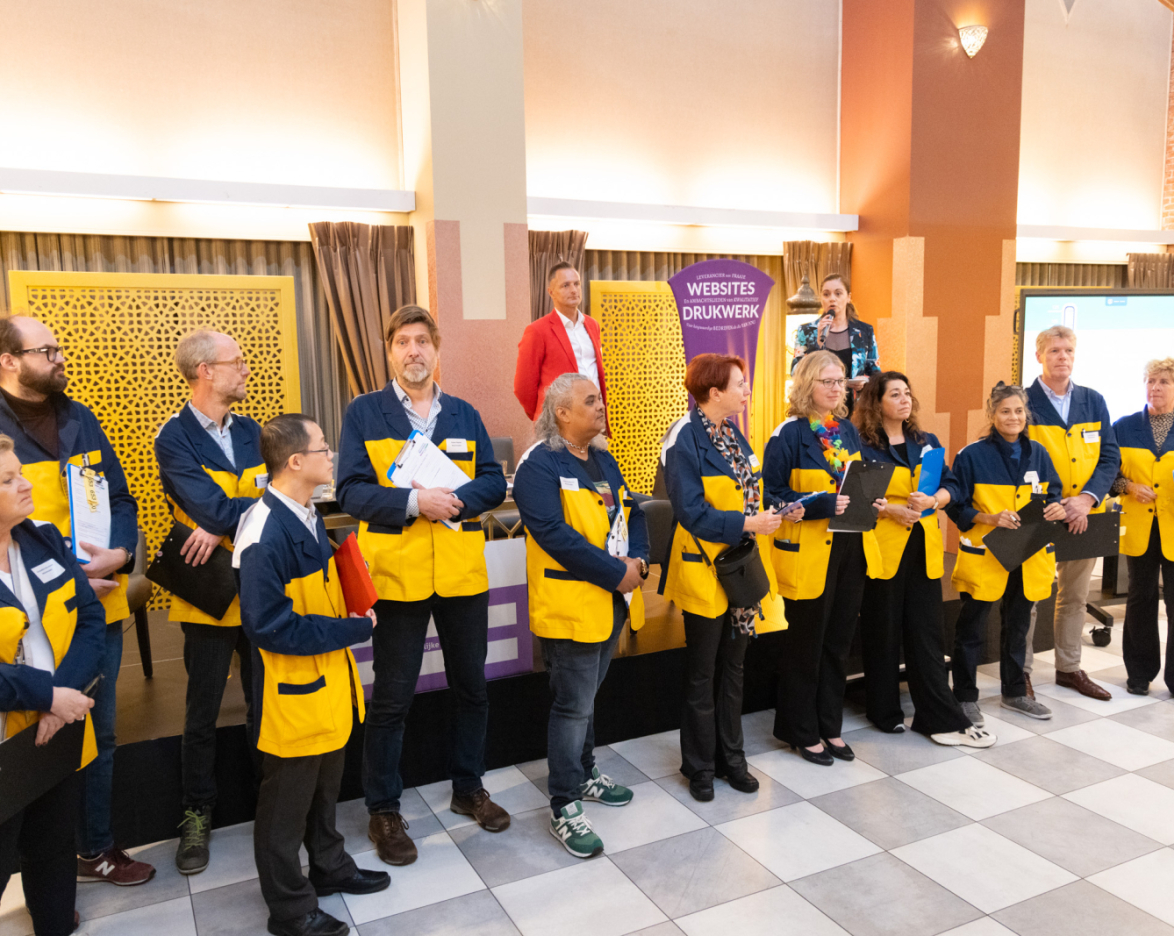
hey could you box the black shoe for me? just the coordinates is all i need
[175,806,212,875]
[688,774,715,802]
[313,868,391,896]
[1127,679,1150,696]
[267,908,348,936]
[718,768,760,794]
[876,723,906,734]
[793,744,834,767]
[823,740,855,761]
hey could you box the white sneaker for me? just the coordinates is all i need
[931,726,996,748]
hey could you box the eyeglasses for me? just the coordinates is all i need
[13,346,63,363]
[816,378,846,389]
[301,447,333,456]
[206,358,247,372]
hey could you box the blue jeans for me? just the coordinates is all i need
[363,593,489,814]
[76,622,122,857]
[539,596,625,814]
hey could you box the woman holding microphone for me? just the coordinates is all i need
[1111,358,1174,696]
[947,383,1065,725]
[764,350,884,766]
[853,373,994,747]
[790,273,880,414]
[661,353,798,801]
[0,433,107,936]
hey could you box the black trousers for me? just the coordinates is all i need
[775,533,865,748]
[860,525,972,735]
[0,771,79,936]
[1123,522,1174,692]
[181,622,255,809]
[680,610,749,779]
[254,746,356,924]
[952,566,1033,702]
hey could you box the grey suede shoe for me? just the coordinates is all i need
[1001,695,1052,720]
[961,701,984,727]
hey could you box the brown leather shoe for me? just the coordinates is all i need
[1025,673,1035,700]
[450,788,511,832]
[368,813,417,866]
[1056,669,1112,700]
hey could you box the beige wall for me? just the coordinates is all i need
[1018,0,1171,230]
[522,0,841,216]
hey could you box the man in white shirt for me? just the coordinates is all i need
[514,263,609,426]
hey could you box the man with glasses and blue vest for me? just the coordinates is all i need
[0,315,151,888]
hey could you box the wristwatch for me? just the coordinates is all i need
[638,558,649,579]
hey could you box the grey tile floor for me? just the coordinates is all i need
[4,622,1174,935]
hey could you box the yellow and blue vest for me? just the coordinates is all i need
[513,442,649,642]
[0,393,138,625]
[0,519,105,767]
[233,490,371,759]
[659,409,779,618]
[336,385,506,602]
[763,416,882,600]
[947,434,1062,602]
[859,432,961,581]
[1113,407,1174,559]
[155,405,266,626]
[1026,379,1118,512]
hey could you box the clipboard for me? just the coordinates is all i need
[917,448,946,517]
[982,499,1052,572]
[0,717,85,825]
[66,463,112,563]
[1052,510,1121,562]
[333,532,378,615]
[146,522,237,620]
[388,431,470,492]
[827,460,896,533]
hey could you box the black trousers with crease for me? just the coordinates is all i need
[680,609,750,779]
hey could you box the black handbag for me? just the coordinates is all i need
[690,532,770,608]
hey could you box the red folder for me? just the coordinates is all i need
[334,533,378,616]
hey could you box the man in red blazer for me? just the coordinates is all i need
[514,263,608,424]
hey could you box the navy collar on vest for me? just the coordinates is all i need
[0,522,70,616]
[986,433,1033,485]
[261,488,333,573]
[177,404,239,475]
[0,391,80,475]
[688,407,755,483]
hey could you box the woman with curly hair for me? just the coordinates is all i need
[763,350,885,765]
[853,372,993,748]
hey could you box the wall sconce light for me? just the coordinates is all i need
[958,25,988,58]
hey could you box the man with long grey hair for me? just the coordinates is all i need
[513,373,649,859]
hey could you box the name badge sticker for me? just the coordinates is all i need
[1082,430,1100,443]
[560,476,579,491]
[748,453,761,469]
[31,559,65,583]
[1023,470,1042,494]
[446,438,469,453]
[255,474,269,489]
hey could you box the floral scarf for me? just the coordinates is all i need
[697,407,762,638]
[810,414,848,484]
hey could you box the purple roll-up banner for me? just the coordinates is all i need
[668,259,775,434]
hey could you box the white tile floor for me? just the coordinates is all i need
[5,623,1174,935]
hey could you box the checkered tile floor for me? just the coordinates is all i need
[4,621,1174,936]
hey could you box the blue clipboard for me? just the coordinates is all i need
[917,447,946,517]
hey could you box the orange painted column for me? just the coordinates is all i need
[841,0,1025,460]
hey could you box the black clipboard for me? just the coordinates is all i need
[1052,510,1121,562]
[827,460,896,533]
[0,717,85,825]
[146,522,237,620]
[983,499,1053,572]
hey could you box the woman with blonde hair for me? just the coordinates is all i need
[946,383,1065,725]
[763,350,885,765]
[1111,358,1174,695]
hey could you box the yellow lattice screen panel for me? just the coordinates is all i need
[6,272,300,610]
[594,282,687,495]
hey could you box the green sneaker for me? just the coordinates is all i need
[580,767,633,807]
[549,801,603,859]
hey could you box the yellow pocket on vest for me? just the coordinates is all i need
[771,539,801,591]
[271,672,336,741]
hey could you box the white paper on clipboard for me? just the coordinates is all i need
[606,494,633,605]
[66,463,111,563]
[388,431,471,531]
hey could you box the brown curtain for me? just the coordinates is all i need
[529,230,588,321]
[1127,253,1174,288]
[0,231,346,444]
[1016,262,1126,287]
[308,222,415,398]
[781,241,853,300]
